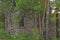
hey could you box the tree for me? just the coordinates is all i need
[56,0,60,37]
[16,0,44,34]
[0,0,20,35]
[45,0,51,40]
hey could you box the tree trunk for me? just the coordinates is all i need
[5,10,16,35]
[5,8,20,35]
[24,9,36,34]
[38,13,44,40]
[57,12,60,37]
[46,0,51,40]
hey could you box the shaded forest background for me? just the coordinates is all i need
[0,0,60,40]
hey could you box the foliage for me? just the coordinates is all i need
[0,0,13,12]
[56,0,60,7]
[12,12,21,24]
[50,16,56,22]
[16,0,44,14]
[0,29,40,40]
[0,0,60,40]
